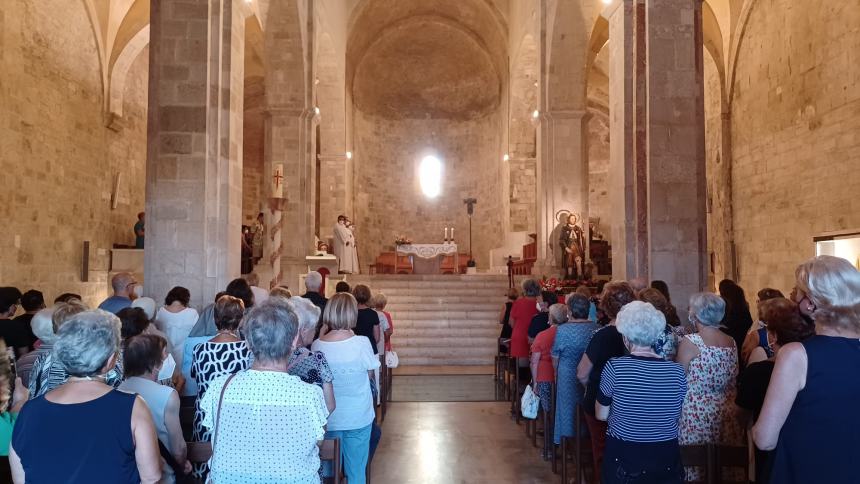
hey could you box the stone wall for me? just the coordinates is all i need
[588,111,610,240]
[0,1,147,306]
[731,0,860,293]
[508,158,536,232]
[353,110,505,270]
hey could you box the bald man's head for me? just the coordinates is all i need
[111,272,137,297]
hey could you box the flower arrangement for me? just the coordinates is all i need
[539,278,600,292]
[394,235,413,246]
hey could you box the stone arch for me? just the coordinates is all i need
[726,0,759,106]
[702,0,728,112]
[345,0,507,269]
[107,25,149,121]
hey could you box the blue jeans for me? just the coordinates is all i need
[326,424,372,484]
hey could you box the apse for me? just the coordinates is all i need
[348,0,507,269]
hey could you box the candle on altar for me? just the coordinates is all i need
[444,227,448,240]
[451,227,454,240]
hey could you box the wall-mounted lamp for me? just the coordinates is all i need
[314,107,320,115]
[503,153,510,162]
[532,109,540,119]
[346,151,353,160]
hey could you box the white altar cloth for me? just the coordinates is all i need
[395,243,459,273]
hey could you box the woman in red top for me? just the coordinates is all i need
[510,279,542,359]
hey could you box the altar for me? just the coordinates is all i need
[395,243,459,275]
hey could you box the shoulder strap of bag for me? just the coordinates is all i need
[211,372,237,472]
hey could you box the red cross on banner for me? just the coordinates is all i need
[272,163,284,198]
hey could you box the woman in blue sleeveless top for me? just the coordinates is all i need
[10,310,161,483]
[753,256,860,483]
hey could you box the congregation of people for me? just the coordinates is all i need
[0,269,395,483]
[501,255,860,483]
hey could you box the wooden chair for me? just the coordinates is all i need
[680,444,715,484]
[378,353,387,422]
[180,405,196,441]
[508,359,529,425]
[0,456,12,484]
[494,338,510,388]
[560,404,594,483]
[320,438,343,484]
[714,444,749,484]
[680,443,749,484]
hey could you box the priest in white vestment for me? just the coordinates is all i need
[346,219,360,274]
[333,215,358,274]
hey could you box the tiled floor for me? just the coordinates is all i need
[371,402,556,484]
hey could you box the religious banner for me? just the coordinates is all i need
[271,163,285,199]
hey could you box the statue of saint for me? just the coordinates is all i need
[559,213,585,279]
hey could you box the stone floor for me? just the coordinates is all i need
[370,402,557,484]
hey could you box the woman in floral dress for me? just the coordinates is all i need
[676,293,743,481]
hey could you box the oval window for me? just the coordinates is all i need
[419,155,442,198]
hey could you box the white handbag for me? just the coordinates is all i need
[385,350,399,368]
[521,384,540,419]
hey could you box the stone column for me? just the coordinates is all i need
[318,153,350,242]
[265,108,317,290]
[646,0,707,306]
[145,0,245,308]
[606,0,648,281]
[606,0,706,305]
[533,110,590,278]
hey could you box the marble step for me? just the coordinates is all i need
[394,319,501,332]
[393,327,499,338]
[349,277,508,289]
[389,311,499,320]
[381,295,506,304]
[386,302,503,311]
[391,335,498,348]
[349,274,509,282]
[397,356,493,366]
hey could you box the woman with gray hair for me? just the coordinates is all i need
[10,310,161,483]
[286,296,336,413]
[752,255,860,483]
[595,301,687,483]
[200,300,329,483]
[28,299,125,398]
[16,308,54,388]
[676,292,743,480]
[551,293,598,446]
[529,303,568,457]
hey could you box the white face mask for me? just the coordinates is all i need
[157,354,176,381]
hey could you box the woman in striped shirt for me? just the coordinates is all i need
[596,301,687,484]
